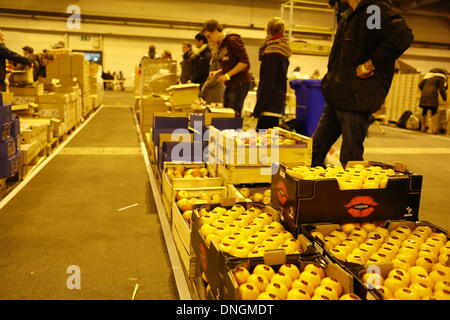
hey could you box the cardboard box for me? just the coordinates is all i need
[227,183,271,202]
[167,83,200,106]
[11,115,20,138]
[58,54,72,75]
[11,69,34,84]
[162,162,224,221]
[210,127,312,166]
[190,200,315,299]
[0,138,17,159]
[9,83,44,97]
[221,253,377,300]
[0,150,22,178]
[158,141,208,171]
[38,93,70,104]
[0,92,14,105]
[12,96,38,105]
[71,53,85,75]
[139,96,168,132]
[0,121,12,142]
[301,220,448,300]
[38,103,70,120]
[171,186,228,276]
[0,104,12,124]
[271,161,423,231]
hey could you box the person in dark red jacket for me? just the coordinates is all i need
[203,20,252,117]
[253,17,292,130]
[0,30,32,91]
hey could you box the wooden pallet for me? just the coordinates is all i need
[23,147,47,177]
[0,170,24,199]
[46,137,59,156]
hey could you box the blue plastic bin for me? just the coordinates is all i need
[290,80,326,137]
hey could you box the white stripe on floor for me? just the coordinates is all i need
[131,106,192,300]
[59,147,142,155]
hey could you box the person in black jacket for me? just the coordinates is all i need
[312,0,413,167]
[253,17,292,130]
[180,42,194,84]
[419,69,447,133]
[0,30,32,91]
[191,33,212,89]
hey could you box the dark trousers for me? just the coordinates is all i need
[312,106,371,168]
[420,105,438,116]
[257,116,280,130]
[224,82,251,117]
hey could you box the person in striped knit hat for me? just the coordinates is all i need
[253,17,292,130]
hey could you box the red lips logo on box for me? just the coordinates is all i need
[276,181,288,205]
[345,196,379,218]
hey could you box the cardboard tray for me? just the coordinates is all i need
[300,220,448,300]
[171,186,228,258]
[271,161,423,230]
[227,183,272,202]
[209,126,312,166]
[221,253,379,300]
[190,199,316,299]
[216,164,273,185]
[158,141,208,171]
[161,162,224,221]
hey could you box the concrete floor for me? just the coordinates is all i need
[0,91,177,300]
[334,124,450,231]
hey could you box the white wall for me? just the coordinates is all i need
[1,0,448,87]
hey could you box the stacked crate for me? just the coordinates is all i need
[0,94,22,179]
[38,92,76,135]
[44,52,92,118]
[384,73,421,124]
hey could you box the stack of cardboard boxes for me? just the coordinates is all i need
[38,92,77,135]
[89,63,103,110]
[44,52,93,118]
[20,119,48,172]
[0,93,22,178]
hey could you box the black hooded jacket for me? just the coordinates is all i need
[321,0,413,113]
[0,43,32,83]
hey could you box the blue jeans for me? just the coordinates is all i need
[224,82,251,117]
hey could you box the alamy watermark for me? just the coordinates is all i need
[66,265,81,290]
[66,5,81,30]
[366,5,381,30]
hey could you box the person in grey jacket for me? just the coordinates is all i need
[201,41,224,104]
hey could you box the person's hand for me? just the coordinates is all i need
[210,70,219,78]
[356,61,375,79]
[217,75,228,84]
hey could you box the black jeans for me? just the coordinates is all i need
[224,82,251,117]
[257,116,280,130]
[312,106,371,168]
[420,105,438,116]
